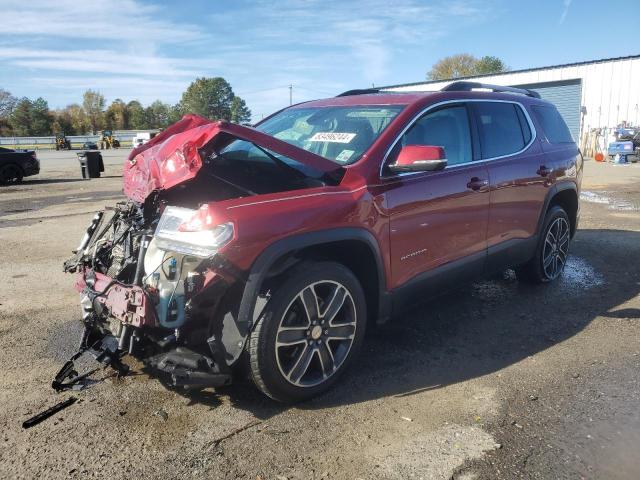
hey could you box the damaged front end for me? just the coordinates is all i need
[58,117,343,392]
[58,199,226,389]
[60,199,241,390]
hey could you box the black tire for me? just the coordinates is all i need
[0,164,23,185]
[516,205,571,283]
[248,261,366,402]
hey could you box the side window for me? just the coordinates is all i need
[397,105,472,166]
[475,102,528,158]
[532,105,573,144]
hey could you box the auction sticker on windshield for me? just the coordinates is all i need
[309,132,356,143]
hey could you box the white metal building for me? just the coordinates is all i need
[382,54,640,147]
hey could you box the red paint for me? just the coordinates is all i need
[395,145,445,165]
[122,91,582,294]
[123,120,343,203]
[75,270,157,327]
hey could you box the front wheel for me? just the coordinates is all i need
[517,206,570,283]
[0,164,23,185]
[248,261,366,402]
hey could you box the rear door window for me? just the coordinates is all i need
[474,102,529,159]
[532,105,574,144]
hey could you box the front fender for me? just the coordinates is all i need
[218,228,388,365]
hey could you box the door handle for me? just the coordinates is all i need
[467,177,488,191]
[537,165,553,177]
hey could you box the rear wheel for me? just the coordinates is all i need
[0,164,23,185]
[517,206,570,283]
[248,261,366,402]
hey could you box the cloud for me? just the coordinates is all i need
[0,0,490,115]
[559,0,573,24]
[0,47,205,77]
[207,0,487,82]
[0,0,203,44]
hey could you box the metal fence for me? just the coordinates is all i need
[0,131,156,149]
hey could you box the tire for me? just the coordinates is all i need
[248,261,366,402]
[516,206,570,283]
[0,164,23,185]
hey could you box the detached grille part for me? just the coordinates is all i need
[145,347,232,390]
[51,324,129,392]
[22,397,78,429]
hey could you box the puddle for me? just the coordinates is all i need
[580,191,639,211]
[560,255,605,289]
[472,256,603,299]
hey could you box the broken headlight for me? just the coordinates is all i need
[154,206,233,257]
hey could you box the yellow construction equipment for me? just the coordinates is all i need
[55,133,71,150]
[100,130,120,149]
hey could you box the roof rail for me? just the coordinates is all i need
[336,88,380,97]
[441,81,541,99]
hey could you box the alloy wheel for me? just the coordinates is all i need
[542,217,570,280]
[275,280,357,388]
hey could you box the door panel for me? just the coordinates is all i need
[471,101,551,247]
[486,145,549,246]
[385,165,490,288]
[380,103,490,290]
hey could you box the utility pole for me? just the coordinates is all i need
[289,84,293,105]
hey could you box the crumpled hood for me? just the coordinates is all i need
[123,115,343,203]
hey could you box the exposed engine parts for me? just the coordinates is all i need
[58,198,238,392]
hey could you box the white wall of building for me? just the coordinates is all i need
[385,56,640,135]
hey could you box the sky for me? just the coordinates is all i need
[0,0,637,120]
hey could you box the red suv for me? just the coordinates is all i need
[62,82,582,402]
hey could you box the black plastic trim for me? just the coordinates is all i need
[536,181,578,237]
[485,236,538,274]
[442,81,541,99]
[237,228,389,332]
[390,249,486,312]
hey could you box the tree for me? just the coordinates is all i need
[9,98,33,136]
[105,99,128,130]
[427,53,478,80]
[145,100,171,128]
[127,100,147,129]
[475,56,508,76]
[427,53,508,80]
[82,89,105,133]
[180,77,235,120]
[30,97,53,135]
[168,102,184,125]
[230,96,252,123]
[52,108,76,135]
[0,89,17,119]
[67,104,92,134]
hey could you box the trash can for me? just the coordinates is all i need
[77,151,104,179]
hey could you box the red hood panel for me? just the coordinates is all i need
[123,116,343,203]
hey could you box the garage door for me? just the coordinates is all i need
[514,79,582,141]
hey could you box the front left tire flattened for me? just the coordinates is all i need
[248,261,366,403]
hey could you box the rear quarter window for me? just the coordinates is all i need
[531,105,574,144]
[474,102,530,159]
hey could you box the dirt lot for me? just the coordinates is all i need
[1,150,639,479]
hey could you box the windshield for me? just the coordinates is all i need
[255,105,404,165]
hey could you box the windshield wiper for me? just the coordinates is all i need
[251,143,308,180]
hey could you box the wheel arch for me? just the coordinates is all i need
[537,182,579,238]
[238,228,390,333]
[0,161,25,176]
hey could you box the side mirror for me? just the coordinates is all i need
[388,145,447,173]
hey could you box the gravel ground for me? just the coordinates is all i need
[0,151,639,479]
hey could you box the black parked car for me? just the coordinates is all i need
[0,147,40,184]
[82,141,99,150]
